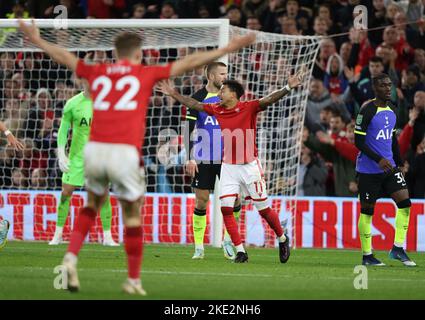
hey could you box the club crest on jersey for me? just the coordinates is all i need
[376,128,393,140]
[356,114,363,125]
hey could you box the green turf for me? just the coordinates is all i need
[0,241,424,300]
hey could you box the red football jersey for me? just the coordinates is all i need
[76,59,172,150]
[203,100,261,164]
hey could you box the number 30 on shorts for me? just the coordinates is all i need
[394,172,407,186]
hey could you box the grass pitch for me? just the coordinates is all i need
[1,241,424,300]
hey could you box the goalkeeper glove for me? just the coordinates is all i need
[57,147,69,172]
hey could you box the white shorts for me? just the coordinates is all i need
[84,142,145,202]
[219,159,268,208]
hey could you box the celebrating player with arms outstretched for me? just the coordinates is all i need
[19,19,255,293]
[354,73,416,267]
[49,78,118,247]
[158,71,304,263]
[185,62,241,260]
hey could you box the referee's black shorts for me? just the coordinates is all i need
[357,167,408,204]
[191,162,221,190]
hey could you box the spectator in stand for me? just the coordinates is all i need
[393,11,424,50]
[225,5,245,27]
[414,49,425,81]
[26,88,58,140]
[406,134,425,198]
[284,0,311,35]
[406,0,424,29]
[246,16,262,31]
[305,78,351,132]
[345,56,385,107]
[339,42,352,66]
[316,121,359,163]
[4,0,29,19]
[324,53,349,102]
[11,72,31,101]
[312,16,329,36]
[27,0,55,18]
[399,107,421,159]
[298,142,328,197]
[304,113,357,197]
[277,15,300,35]
[260,0,285,33]
[367,0,388,47]
[316,4,339,36]
[0,145,21,187]
[19,138,48,182]
[242,0,268,20]
[385,1,404,24]
[374,44,400,86]
[87,0,126,18]
[30,168,48,190]
[347,28,375,73]
[10,168,28,189]
[313,38,336,79]
[400,65,425,107]
[381,25,415,71]
[198,4,212,18]
[130,3,146,19]
[160,1,178,19]
[2,99,29,144]
[410,91,425,152]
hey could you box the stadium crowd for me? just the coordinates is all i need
[0,0,425,199]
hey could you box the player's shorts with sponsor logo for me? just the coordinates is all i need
[219,159,268,206]
[62,159,85,187]
[191,162,221,190]
[357,167,408,204]
[84,142,145,201]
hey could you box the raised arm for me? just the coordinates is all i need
[259,68,305,110]
[170,33,256,77]
[18,20,78,71]
[0,121,24,150]
[157,80,205,112]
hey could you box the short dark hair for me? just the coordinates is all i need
[322,105,334,113]
[369,56,384,65]
[205,62,227,78]
[223,79,245,99]
[372,73,391,87]
[114,32,142,58]
[331,109,342,119]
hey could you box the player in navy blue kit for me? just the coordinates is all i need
[184,62,241,260]
[354,73,416,267]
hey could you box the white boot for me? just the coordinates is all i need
[49,227,63,245]
[103,230,119,246]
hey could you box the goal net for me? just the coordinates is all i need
[0,19,321,246]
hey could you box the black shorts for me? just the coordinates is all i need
[191,163,221,190]
[357,168,408,203]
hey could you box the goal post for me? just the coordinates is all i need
[0,19,321,247]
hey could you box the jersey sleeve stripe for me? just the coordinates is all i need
[354,130,366,136]
[185,115,197,121]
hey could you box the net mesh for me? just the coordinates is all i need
[0,21,320,244]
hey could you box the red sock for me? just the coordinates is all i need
[67,207,97,256]
[124,226,143,280]
[259,207,284,237]
[221,206,242,246]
